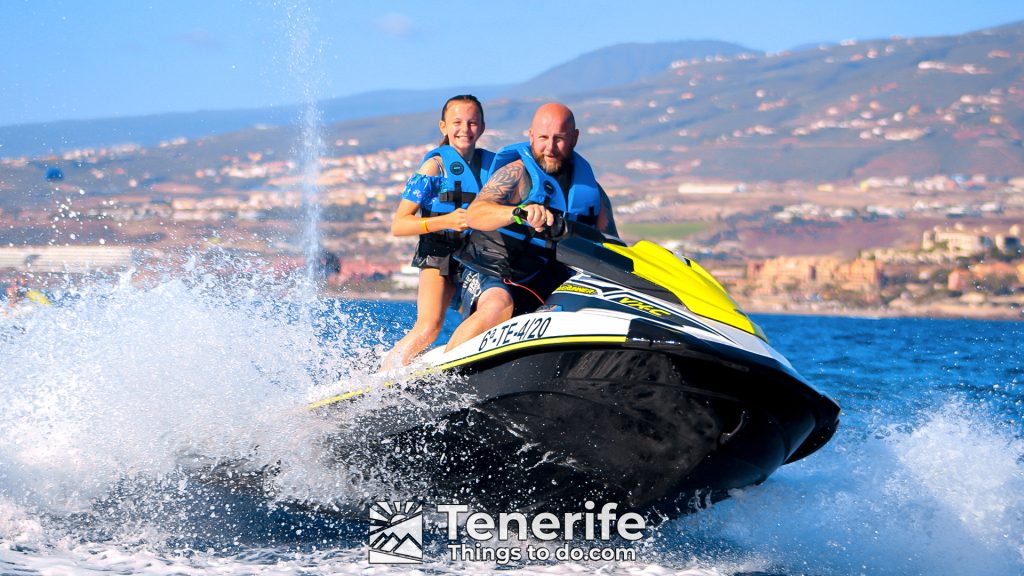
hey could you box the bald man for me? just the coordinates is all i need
[446,102,617,351]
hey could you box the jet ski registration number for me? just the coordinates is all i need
[478,316,552,351]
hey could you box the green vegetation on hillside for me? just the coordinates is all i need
[618,222,710,240]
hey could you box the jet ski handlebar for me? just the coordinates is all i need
[512,206,567,240]
[512,205,616,248]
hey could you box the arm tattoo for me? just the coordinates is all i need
[477,163,526,205]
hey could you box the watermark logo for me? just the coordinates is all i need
[368,500,644,565]
[439,501,643,564]
[368,501,423,564]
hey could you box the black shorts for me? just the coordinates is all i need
[410,237,463,277]
[410,252,459,278]
[459,264,571,319]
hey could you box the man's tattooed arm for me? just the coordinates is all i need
[476,162,527,205]
[466,161,532,231]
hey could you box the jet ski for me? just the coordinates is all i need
[311,217,840,517]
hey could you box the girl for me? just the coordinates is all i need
[382,95,493,368]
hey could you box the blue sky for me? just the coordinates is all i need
[1,0,1021,127]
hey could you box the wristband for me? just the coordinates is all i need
[512,203,527,226]
[421,218,429,233]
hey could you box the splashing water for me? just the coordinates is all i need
[0,255,439,552]
[0,274,1023,575]
[2,269,330,511]
[282,0,325,299]
[0,251,480,573]
[654,400,1024,575]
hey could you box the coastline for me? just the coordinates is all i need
[327,289,1022,322]
[742,304,1023,321]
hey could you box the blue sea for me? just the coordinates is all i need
[1,272,1022,575]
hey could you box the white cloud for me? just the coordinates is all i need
[374,12,416,38]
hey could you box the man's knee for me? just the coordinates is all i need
[445,287,513,352]
[476,288,513,321]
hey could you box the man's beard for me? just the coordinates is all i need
[532,149,566,175]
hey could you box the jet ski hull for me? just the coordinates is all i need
[314,233,840,517]
[331,331,838,516]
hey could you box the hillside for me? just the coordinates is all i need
[0,85,508,160]
[0,39,753,159]
[502,39,756,98]
[316,20,1024,183]
[85,22,1024,185]
[570,21,1024,181]
[2,25,1022,319]
[3,22,1024,212]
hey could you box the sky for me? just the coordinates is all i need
[1,0,1022,127]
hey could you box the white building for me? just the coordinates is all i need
[0,246,137,273]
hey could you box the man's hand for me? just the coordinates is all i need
[518,204,554,232]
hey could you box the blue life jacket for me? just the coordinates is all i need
[420,146,495,217]
[415,146,494,258]
[490,142,600,227]
[455,142,602,281]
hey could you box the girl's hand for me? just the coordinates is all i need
[446,208,469,232]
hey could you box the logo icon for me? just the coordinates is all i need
[449,161,465,176]
[369,501,424,564]
[543,181,556,196]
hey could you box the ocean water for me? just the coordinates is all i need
[1,268,1022,576]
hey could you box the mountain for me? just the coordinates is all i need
[0,39,753,159]
[271,21,1024,182]
[4,23,1024,186]
[577,20,1024,181]
[501,40,757,98]
[0,85,508,159]
[308,21,1024,183]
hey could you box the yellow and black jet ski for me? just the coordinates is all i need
[312,218,840,517]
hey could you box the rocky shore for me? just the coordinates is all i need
[330,288,1022,321]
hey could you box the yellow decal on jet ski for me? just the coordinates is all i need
[604,240,765,339]
[554,284,597,295]
[617,297,670,317]
[307,385,373,409]
[306,334,627,410]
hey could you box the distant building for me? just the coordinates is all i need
[676,182,744,195]
[0,246,137,274]
[922,224,1020,258]
[747,256,881,296]
[971,261,1019,280]
[392,265,420,291]
[922,225,991,257]
[947,269,970,292]
[337,259,401,284]
[996,234,1021,253]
